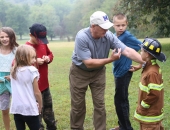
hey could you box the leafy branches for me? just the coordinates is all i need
[113,0,170,37]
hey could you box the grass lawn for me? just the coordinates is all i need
[0,38,169,130]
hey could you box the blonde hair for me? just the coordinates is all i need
[113,13,127,23]
[11,44,36,79]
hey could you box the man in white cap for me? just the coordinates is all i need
[69,11,145,130]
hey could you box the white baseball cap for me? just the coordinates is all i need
[90,11,113,30]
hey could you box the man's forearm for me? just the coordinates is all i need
[83,58,113,68]
[130,51,145,64]
[122,47,145,64]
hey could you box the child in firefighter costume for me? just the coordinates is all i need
[134,37,166,130]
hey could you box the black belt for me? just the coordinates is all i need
[74,63,103,72]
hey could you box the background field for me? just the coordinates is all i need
[0,38,169,130]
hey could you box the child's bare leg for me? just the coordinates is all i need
[2,109,10,130]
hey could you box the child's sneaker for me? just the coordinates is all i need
[109,126,119,130]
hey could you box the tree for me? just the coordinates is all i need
[29,5,60,40]
[0,0,9,26]
[0,21,2,28]
[112,0,170,37]
[5,4,29,39]
[48,0,72,41]
[65,0,118,40]
[33,0,42,6]
[63,0,86,40]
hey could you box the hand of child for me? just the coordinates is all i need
[37,58,45,65]
[4,75,10,81]
[42,55,50,63]
[37,103,42,114]
[129,64,142,72]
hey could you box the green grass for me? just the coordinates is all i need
[0,39,170,130]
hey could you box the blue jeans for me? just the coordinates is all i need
[114,71,133,130]
[14,114,40,130]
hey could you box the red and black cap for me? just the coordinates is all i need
[29,23,48,44]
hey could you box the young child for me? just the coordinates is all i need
[110,13,142,130]
[26,23,57,130]
[0,27,19,130]
[134,37,166,130]
[10,44,42,130]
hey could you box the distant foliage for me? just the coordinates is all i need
[1,0,169,40]
[0,0,119,41]
[112,0,170,37]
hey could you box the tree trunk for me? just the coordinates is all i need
[20,34,22,40]
[67,36,70,42]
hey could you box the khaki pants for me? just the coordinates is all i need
[140,122,164,130]
[69,63,106,130]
